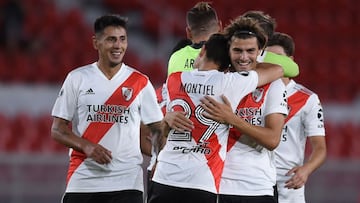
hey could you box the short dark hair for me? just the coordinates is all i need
[267,32,295,56]
[204,33,230,70]
[242,10,276,39]
[186,2,219,36]
[224,16,267,50]
[94,14,128,36]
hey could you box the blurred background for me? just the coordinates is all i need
[0,0,359,202]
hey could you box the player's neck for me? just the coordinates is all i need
[282,77,291,85]
[96,61,122,80]
[198,61,219,71]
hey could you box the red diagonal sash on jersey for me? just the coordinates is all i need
[227,84,270,151]
[285,91,309,123]
[66,72,147,183]
[167,72,224,191]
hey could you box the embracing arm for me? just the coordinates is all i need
[258,51,299,77]
[51,117,112,164]
[200,95,284,150]
[255,63,284,87]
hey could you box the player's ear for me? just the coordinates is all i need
[199,45,206,57]
[217,20,223,32]
[92,35,98,50]
[186,27,192,40]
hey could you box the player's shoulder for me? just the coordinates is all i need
[293,82,316,96]
[169,45,199,60]
[123,63,150,79]
[293,81,322,103]
[170,38,192,54]
[67,62,96,77]
[222,71,258,86]
[233,70,256,77]
[236,70,259,81]
[268,78,285,87]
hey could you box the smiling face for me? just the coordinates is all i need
[229,36,261,72]
[93,26,128,69]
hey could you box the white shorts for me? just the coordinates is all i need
[277,174,306,203]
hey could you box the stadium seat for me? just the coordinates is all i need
[325,122,347,158]
[32,53,57,83]
[142,9,161,39]
[351,124,360,158]
[0,52,8,81]
[102,0,144,13]
[0,114,13,151]
[10,113,40,152]
[143,59,167,87]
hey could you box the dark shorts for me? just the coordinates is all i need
[219,194,276,203]
[62,190,143,203]
[273,185,279,203]
[148,182,217,203]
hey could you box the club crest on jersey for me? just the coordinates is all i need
[122,87,133,101]
[252,88,264,102]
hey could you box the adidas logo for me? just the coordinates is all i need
[85,88,95,94]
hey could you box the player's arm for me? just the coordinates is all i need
[305,136,327,173]
[231,113,284,150]
[145,121,166,154]
[140,122,152,156]
[258,51,299,77]
[51,116,112,164]
[200,95,284,150]
[285,136,327,189]
[254,62,283,87]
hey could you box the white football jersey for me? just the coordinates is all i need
[275,80,325,203]
[220,79,288,196]
[52,62,163,193]
[152,69,259,194]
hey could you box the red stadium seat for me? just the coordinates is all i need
[325,122,347,158]
[0,114,13,151]
[10,113,40,152]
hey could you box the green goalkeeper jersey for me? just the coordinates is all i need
[167,45,201,76]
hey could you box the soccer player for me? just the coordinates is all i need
[199,16,288,203]
[50,14,164,203]
[144,2,222,201]
[266,32,327,203]
[167,1,222,75]
[200,11,304,202]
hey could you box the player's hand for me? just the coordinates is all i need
[82,141,112,164]
[285,166,310,189]
[200,95,233,124]
[164,111,194,132]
